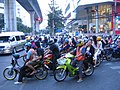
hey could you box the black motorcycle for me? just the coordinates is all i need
[100,43,120,61]
[3,53,48,80]
[111,43,120,59]
[99,45,113,61]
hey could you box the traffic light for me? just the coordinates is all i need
[36,17,42,21]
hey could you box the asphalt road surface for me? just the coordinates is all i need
[0,51,120,90]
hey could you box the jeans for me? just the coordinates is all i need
[72,60,83,78]
[18,66,27,82]
[52,54,60,71]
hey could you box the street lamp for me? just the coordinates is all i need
[52,0,55,35]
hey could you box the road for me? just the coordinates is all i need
[0,50,120,90]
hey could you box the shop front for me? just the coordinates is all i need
[113,0,120,35]
[75,1,114,34]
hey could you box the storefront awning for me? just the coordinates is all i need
[78,0,114,6]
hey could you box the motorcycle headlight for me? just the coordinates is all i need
[57,58,66,65]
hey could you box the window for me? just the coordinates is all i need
[11,37,15,42]
[21,35,25,40]
[0,36,10,43]
[15,36,20,41]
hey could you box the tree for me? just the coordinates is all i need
[47,6,65,35]
[17,17,32,33]
[0,14,4,30]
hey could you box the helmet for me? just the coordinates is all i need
[35,41,40,48]
[97,36,102,41]
[83,37,88,44]
[77,40,84,47]
[25,42,32,47]
[65,38,69,43]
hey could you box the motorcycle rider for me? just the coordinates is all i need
[72,40,86,83]
[85,39,95,66]
[60,39,70,53]
[14,42,43,84]
[45,40,60,73]
[93,36,102,67]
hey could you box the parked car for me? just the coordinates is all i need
[0,31,26,54]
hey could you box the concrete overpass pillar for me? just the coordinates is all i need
[29,11,35,35]
[95,5,99,33]
[36,21,40,32]
[4,0,17,31]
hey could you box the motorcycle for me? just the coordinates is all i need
[99,42,120,62]
[54,53,94,82]
[110,43,120,59]
[98,45,112,62]
[43,53,53,70]
[3,53,48,80]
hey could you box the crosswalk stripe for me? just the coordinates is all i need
[110,66,120,69]
[105,63,112,65]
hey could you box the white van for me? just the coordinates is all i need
[0,32,26,54]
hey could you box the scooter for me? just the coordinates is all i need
[54,53,94,82]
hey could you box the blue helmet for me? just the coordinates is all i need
[65,38,69,43]
[25,42,32,47]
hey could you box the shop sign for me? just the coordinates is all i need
[116,0,120,2]
[116,16,120,30]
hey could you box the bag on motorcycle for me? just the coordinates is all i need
[76,55,85,61]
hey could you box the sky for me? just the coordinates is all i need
[38,0,65,29]
[16,0,65,29]
[16,0,114,29]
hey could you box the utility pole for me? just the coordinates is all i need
[50,0,55,35]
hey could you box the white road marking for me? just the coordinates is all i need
[105,63,112,65]
[110,66,120,69]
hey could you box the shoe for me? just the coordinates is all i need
[94,65,96,68]
[14,81,22,85]
[77,79,83,83]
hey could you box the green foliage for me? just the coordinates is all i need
[17,17,32,33]
[0,16,32,33]
[47,6,65,34]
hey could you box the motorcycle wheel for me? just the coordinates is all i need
[3,68,17,80]
[106,54,112,61]
[96,56,102,67]
[35,67,48,80]
[54,68,67,82]
[84,63,94,76]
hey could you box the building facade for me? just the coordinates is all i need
[0,0,4,31]
[0,1,4,14]
[64,0,120,35]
